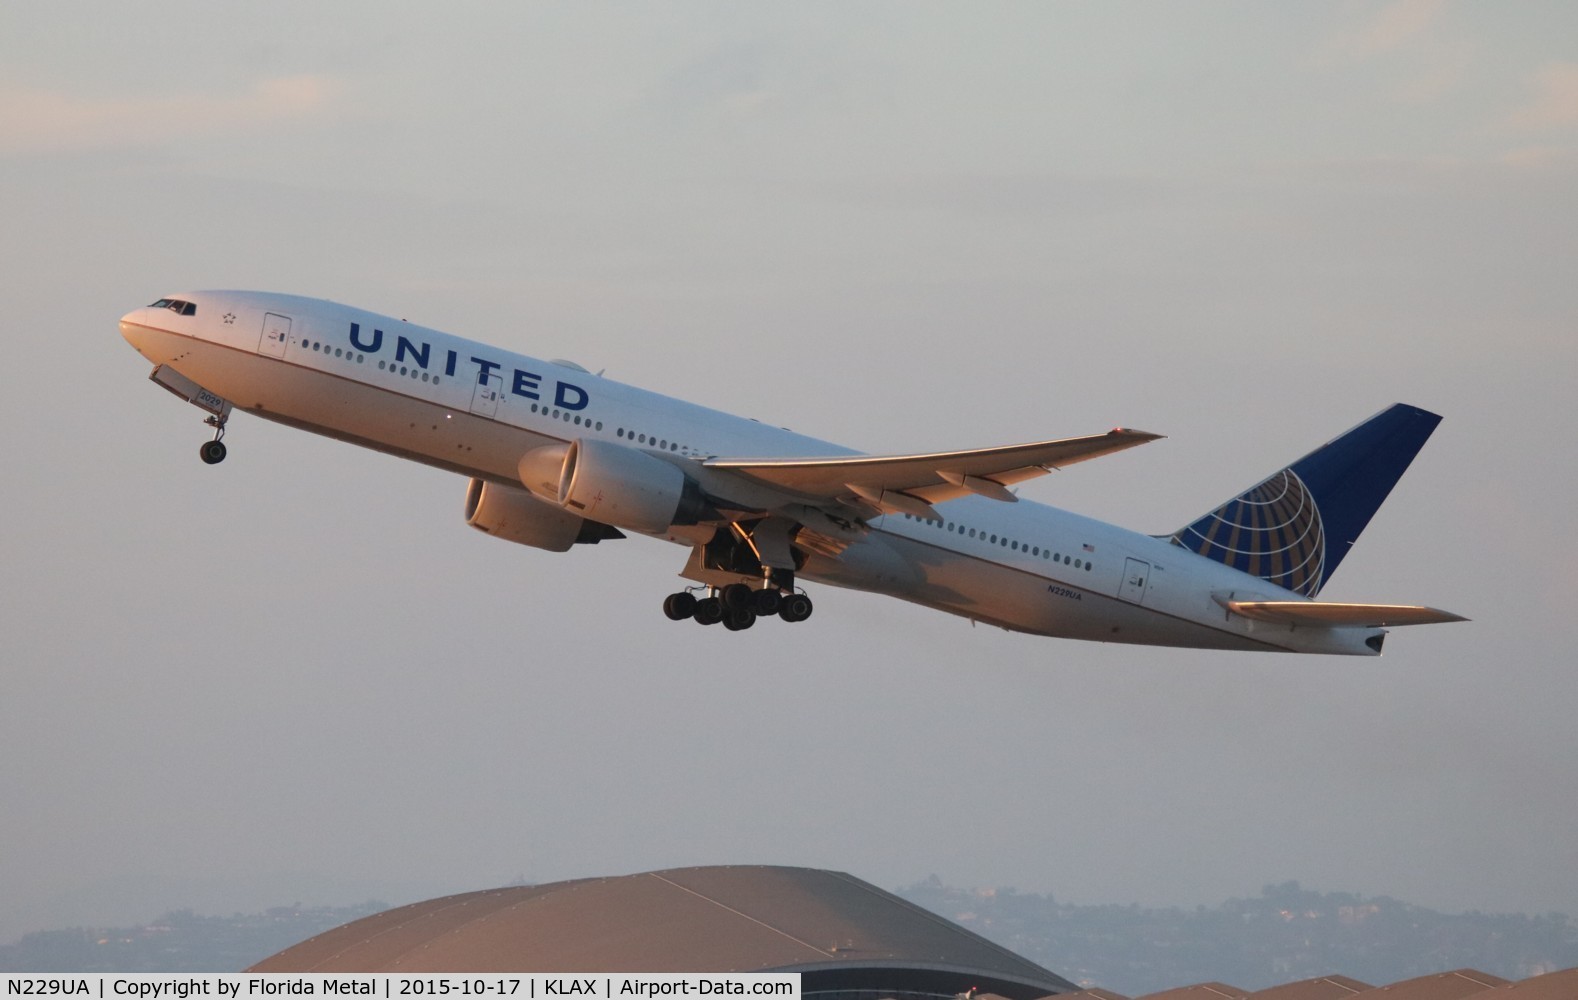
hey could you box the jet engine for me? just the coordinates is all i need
[517,438,706,535]
[464,478,621,551]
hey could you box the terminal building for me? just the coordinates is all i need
[249,866,1578,1000]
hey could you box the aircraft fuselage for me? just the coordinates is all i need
[120,291,1410,655]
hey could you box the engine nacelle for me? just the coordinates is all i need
[518,438,700,535]
[464,478,618,552]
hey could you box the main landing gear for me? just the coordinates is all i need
[199,414,228,465]
[662,583,814,631]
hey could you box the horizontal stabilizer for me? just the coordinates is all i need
[1218,597,1467,628]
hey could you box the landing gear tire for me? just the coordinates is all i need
[199,440,228,465]
[720,583,754,611]
[751,588,782,616]
[663,591,698,621]
[779,593,813,623]
[723,608,757,631]
[693,597,724,626]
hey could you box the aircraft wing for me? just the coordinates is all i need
[1221,600,1468,628]
[704,428,1161,518]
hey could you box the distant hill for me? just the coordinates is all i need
[893,878,1578,995]
[4,882,1575,993]
[0,902,385,973]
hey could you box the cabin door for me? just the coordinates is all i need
[1119,558,1151,604]
[470,369,502,417]
[260,313,291,358]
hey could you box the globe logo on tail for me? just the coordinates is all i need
[1171,469,1327,597]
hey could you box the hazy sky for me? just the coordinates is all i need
[3,1,1576,947]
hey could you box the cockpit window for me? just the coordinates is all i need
[149,298,197,316]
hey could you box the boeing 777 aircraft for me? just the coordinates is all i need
[121,291,1464,654]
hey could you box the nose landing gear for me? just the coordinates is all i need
[199,414,228,465]
[146,366,234,466]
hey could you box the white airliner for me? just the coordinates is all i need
[121,291,1464,654]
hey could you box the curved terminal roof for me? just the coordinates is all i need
[248,866,1577,999]
[249,865,1079,997]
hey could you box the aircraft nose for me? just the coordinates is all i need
[120,306,151,350]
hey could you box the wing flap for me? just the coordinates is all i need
[704,428,1161,508]
[1222,599,1468,628]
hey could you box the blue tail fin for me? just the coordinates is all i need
[1168,404,1442,597]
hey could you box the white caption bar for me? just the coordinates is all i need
[3,976,800,1000]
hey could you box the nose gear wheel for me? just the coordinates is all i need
[199,415,228,464]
